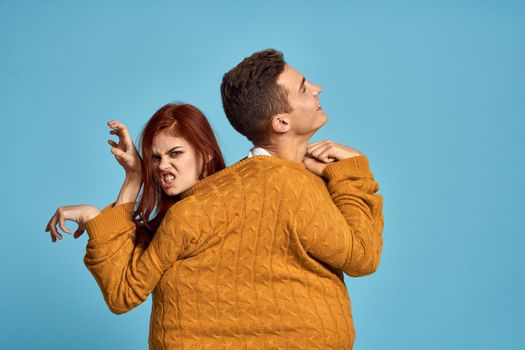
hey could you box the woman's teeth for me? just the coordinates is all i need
[163,174,175,184]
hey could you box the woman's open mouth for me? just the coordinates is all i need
[161,173,176,187]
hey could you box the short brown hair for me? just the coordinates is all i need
[221,49,292,144]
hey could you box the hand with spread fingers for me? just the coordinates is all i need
[44,205,101,243]
[108,120,144,205]
[107,120,143,178]
[303,140,362,176]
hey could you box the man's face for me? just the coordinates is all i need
[277,64,327,137]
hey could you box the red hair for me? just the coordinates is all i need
[132,103,226,246]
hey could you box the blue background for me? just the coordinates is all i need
[2,0,524,349]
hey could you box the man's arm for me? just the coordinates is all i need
[299,142,384,277]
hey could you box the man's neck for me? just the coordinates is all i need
[257,137,309,163]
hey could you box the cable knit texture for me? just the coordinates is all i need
[84,155,384,349]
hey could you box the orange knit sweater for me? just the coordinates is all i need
[84,155,383,349]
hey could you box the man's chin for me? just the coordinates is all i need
[306,125,325,140]
[314,115,329,132]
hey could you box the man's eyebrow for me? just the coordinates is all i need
[298,76,305,92]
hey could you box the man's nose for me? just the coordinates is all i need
[311,82,322,95]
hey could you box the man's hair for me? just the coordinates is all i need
[221,49,292,145]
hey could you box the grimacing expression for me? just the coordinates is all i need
[151,129,203,196]
[277,64,327,136]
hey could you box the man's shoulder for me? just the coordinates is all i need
[238,156,317,183]
[181,156,325,203]
[203,156,310,182]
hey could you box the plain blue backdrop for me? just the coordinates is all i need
[2,0,524,349]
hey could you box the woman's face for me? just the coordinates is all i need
[151,129,203,196]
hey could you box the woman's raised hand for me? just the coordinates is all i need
[44,205,101,243]
[107,120,143,177]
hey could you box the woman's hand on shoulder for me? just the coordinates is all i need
[44,205,101,243]
[107,120,143,179]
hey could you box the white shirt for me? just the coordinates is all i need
[247,146,272,158]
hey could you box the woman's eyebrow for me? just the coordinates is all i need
[152,146,183,156]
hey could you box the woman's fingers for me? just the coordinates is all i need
[44,217,53,233]
[47,213,63,241]
[44,217,58,243]
[44,205,98,243]
[48,228,61,241]
[106,120,142,176]
[108,120,136,153]
[58,215,72,235]
[108,121,131,140]
[111,146,126,159]
[73,225,85,239]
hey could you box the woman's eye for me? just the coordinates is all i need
[170,151,182,157]
[152,156,160,162]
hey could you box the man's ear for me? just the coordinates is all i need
[270,115,290,134]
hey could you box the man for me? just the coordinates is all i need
[80,49,383,349]
[219,48,384,348]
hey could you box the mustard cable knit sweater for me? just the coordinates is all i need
[84,155,384,350]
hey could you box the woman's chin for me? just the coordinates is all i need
[164,188,181,197]
[162,179,198,196]
[162,186,180,196]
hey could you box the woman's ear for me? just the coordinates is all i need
[200,154,213,177]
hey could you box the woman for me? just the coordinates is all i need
[45,103,225,244]
[45,104,227,340]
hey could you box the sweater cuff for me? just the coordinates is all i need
[85,202,135,242]
[322,155,373,181]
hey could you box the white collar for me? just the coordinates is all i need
[247,146,272,158]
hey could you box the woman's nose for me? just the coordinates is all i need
[159,157,171,170]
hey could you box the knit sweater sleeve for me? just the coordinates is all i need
[295,155,384,277]
[83,202,194,314]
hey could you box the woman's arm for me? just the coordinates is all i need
[107,120,143,206]
[44,120,142,242]
[45,205,101,242]
[83,202,195,314]
[115,174,142,206]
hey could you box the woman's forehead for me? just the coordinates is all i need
[152,129,190,152]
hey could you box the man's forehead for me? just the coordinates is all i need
[277,64,304,89]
